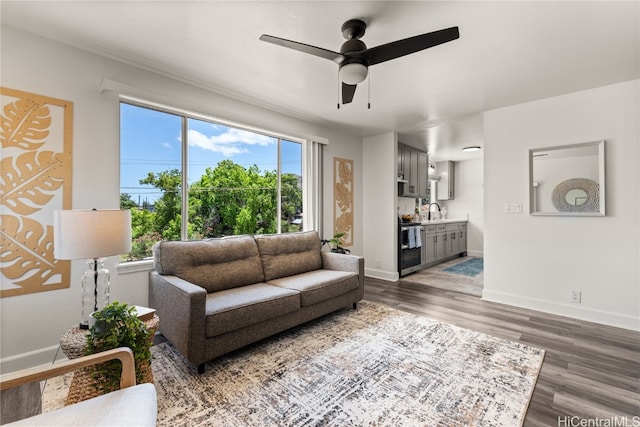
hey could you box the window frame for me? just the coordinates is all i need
[119,97,306,258]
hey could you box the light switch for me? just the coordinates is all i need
[504,202,522,213]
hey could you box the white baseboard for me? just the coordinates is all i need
[365,268,399,282]
[482,289,640,332]
[0,344,62,373]
[466,250,483,258]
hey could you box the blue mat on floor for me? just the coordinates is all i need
[443,258,484,277]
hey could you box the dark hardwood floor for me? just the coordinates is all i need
[364,276,640,426]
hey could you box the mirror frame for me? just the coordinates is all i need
[529,140,605,216]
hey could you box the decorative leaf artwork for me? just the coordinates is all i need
[1,151,70,215]
[333,157,353,247]
[0,87,72,297]
[1,97,51,151]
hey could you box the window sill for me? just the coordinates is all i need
[117,259,154,275]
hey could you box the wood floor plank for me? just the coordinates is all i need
[363,275,640,425]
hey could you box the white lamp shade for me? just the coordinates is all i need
[339,63,368,85]
[53,209,132,260]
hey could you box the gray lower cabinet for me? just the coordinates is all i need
[421,222,467,268]
[422,225,437,265]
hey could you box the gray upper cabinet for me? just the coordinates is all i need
[398,143,428,198]
[417,152,429,198]
[435,160,455,200]
[397,144,406,178]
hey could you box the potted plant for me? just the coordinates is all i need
[85,301,153,393]
[321,232,351,254]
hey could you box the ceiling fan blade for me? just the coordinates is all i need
[342,83,357,104]
[259,35,344,64]
[363,27,459,66]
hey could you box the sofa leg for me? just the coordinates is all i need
[353,303,357,310]
[197,364,205,375]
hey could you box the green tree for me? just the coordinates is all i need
[281,173,302,232]
[139,169,182,241]
[189,160,278,237]
[120,193,137,209]
[122,160,303,260]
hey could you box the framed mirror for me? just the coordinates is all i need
[529,140,605,216]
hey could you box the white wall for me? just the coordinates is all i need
[483,80,639,331]
[362,132,399,281]
[443,158,484,257]
[0,26,362,370]
[322,135,363,255]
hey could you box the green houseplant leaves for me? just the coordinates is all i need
[85,301,153,393]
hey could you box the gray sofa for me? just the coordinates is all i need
[149,231,364,373]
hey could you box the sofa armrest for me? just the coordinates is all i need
[149,271,207,364]
[321,252,364,296]
[1,347,136,391]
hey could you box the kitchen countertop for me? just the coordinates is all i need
[420,219,467,225]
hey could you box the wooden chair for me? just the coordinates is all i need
[0,347,157,426]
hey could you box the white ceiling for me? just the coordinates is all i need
[2,1,638,161]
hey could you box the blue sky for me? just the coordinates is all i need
[120,103,301,205]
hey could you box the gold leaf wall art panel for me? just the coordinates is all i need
[0,87,73,297]
[333,157,353,247]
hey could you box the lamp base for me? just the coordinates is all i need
[80,258,110,329]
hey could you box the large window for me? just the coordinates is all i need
[120,102,303,261]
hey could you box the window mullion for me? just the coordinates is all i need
[276,138,282,233]
[181,116,189,240]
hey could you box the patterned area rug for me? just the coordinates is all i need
[443,257,484,277]
[150,301,544,426]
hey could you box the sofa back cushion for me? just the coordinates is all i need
[255,231,322,281]
[153,235,265,293]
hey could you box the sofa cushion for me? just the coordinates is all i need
[268,269,359,307]
[205,283,300,337]
[255,231,322,281]
[153,235,265,293]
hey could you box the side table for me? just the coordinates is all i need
[59,314,159,405]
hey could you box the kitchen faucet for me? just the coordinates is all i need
[427,203,441,221]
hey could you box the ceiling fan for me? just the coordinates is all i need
[260,19,459,106]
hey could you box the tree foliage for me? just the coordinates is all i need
[121,160,302,260]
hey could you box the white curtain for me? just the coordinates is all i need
[302,140,324,237]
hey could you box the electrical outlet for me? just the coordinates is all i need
[570,290,581,304]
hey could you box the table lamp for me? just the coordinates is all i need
[53,209,132,329]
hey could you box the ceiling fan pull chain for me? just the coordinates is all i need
[368,71,371,109]
[337,72,341,109]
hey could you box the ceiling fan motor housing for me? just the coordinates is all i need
[339,38,369,84]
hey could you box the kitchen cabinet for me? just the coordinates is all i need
[435,161,455,200]
[421,221,467,268]
[397,144,406,178]
[458,228,467,254]
[422,225,437,265]
[418,152,429,198]
[398,143,428,198]
[445,222,467,257]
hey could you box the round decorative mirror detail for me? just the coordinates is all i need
[551,178,600,213]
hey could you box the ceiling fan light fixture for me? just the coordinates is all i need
[462,146,481,152]
[339,62,368,85]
